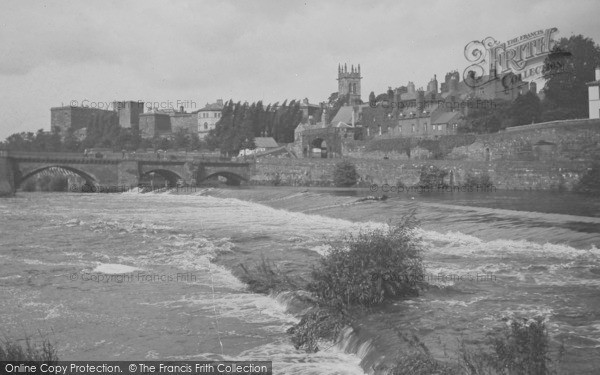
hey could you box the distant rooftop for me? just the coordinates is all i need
[196,99,225,112]
[253,137,279,148]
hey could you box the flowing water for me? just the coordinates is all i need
[1,188,599,374]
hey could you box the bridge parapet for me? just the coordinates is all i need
[5,151,233,163]
[1,151,255,193]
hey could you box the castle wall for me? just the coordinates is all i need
[139,113,171,139]
[51,107,117,135]
[171,114,196,134]
[114,101,144,129]
[267,119,599,190]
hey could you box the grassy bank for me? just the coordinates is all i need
[0,336,58,362]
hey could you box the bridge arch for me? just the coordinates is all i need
[17,165,97,188]
[202,171,247,186]
[140,169,183,187]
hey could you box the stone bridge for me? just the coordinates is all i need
[0,150,253,196]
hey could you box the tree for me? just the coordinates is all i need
[369,91,376,103]
[327,92,339,106]
[189,133,201,151]
[173,129,190,150]
[375,92,389,103]
[542,35,600,120]
[387,87,394,101]
[510,92,542,126]
[418,165,447,188]
[459,99,511,133]
[333,160,359,187]
[62,128,80,152]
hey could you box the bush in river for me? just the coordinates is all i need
[380,316,563,375]
[308,211,425,309]
[289,210,427,352]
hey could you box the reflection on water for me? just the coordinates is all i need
[0,188,599,374]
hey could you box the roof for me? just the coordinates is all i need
[196,102,224,112]
[432,111,461,124]
[332,122,354,128]
[294,123,310,133]
[396,102,439,118]
[331,106,356,125]
[253,137,279,148]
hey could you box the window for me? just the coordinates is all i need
[411,124,415,133]
[204,122,208,130]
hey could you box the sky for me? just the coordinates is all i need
[1,0,600,140]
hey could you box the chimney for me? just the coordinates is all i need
[596,66,600,81]
[217,99,224,106]
[449,75,458,93]
[416,90,425,112]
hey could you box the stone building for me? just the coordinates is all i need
[195,99,224,139]
[139,110,171,138]
[113,101,144,129]
[170,106,197,134]
[587,66,600,119]
[459,69,538,101]
[298,98,322,121]
[51,101,144,138]
[50,106,118,137]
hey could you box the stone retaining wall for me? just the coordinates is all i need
[251,157,592,191]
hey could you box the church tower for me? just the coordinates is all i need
[337,63,362,105]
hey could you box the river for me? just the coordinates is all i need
[1,188,599,374]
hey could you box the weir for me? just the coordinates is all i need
[0,151,253,196]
